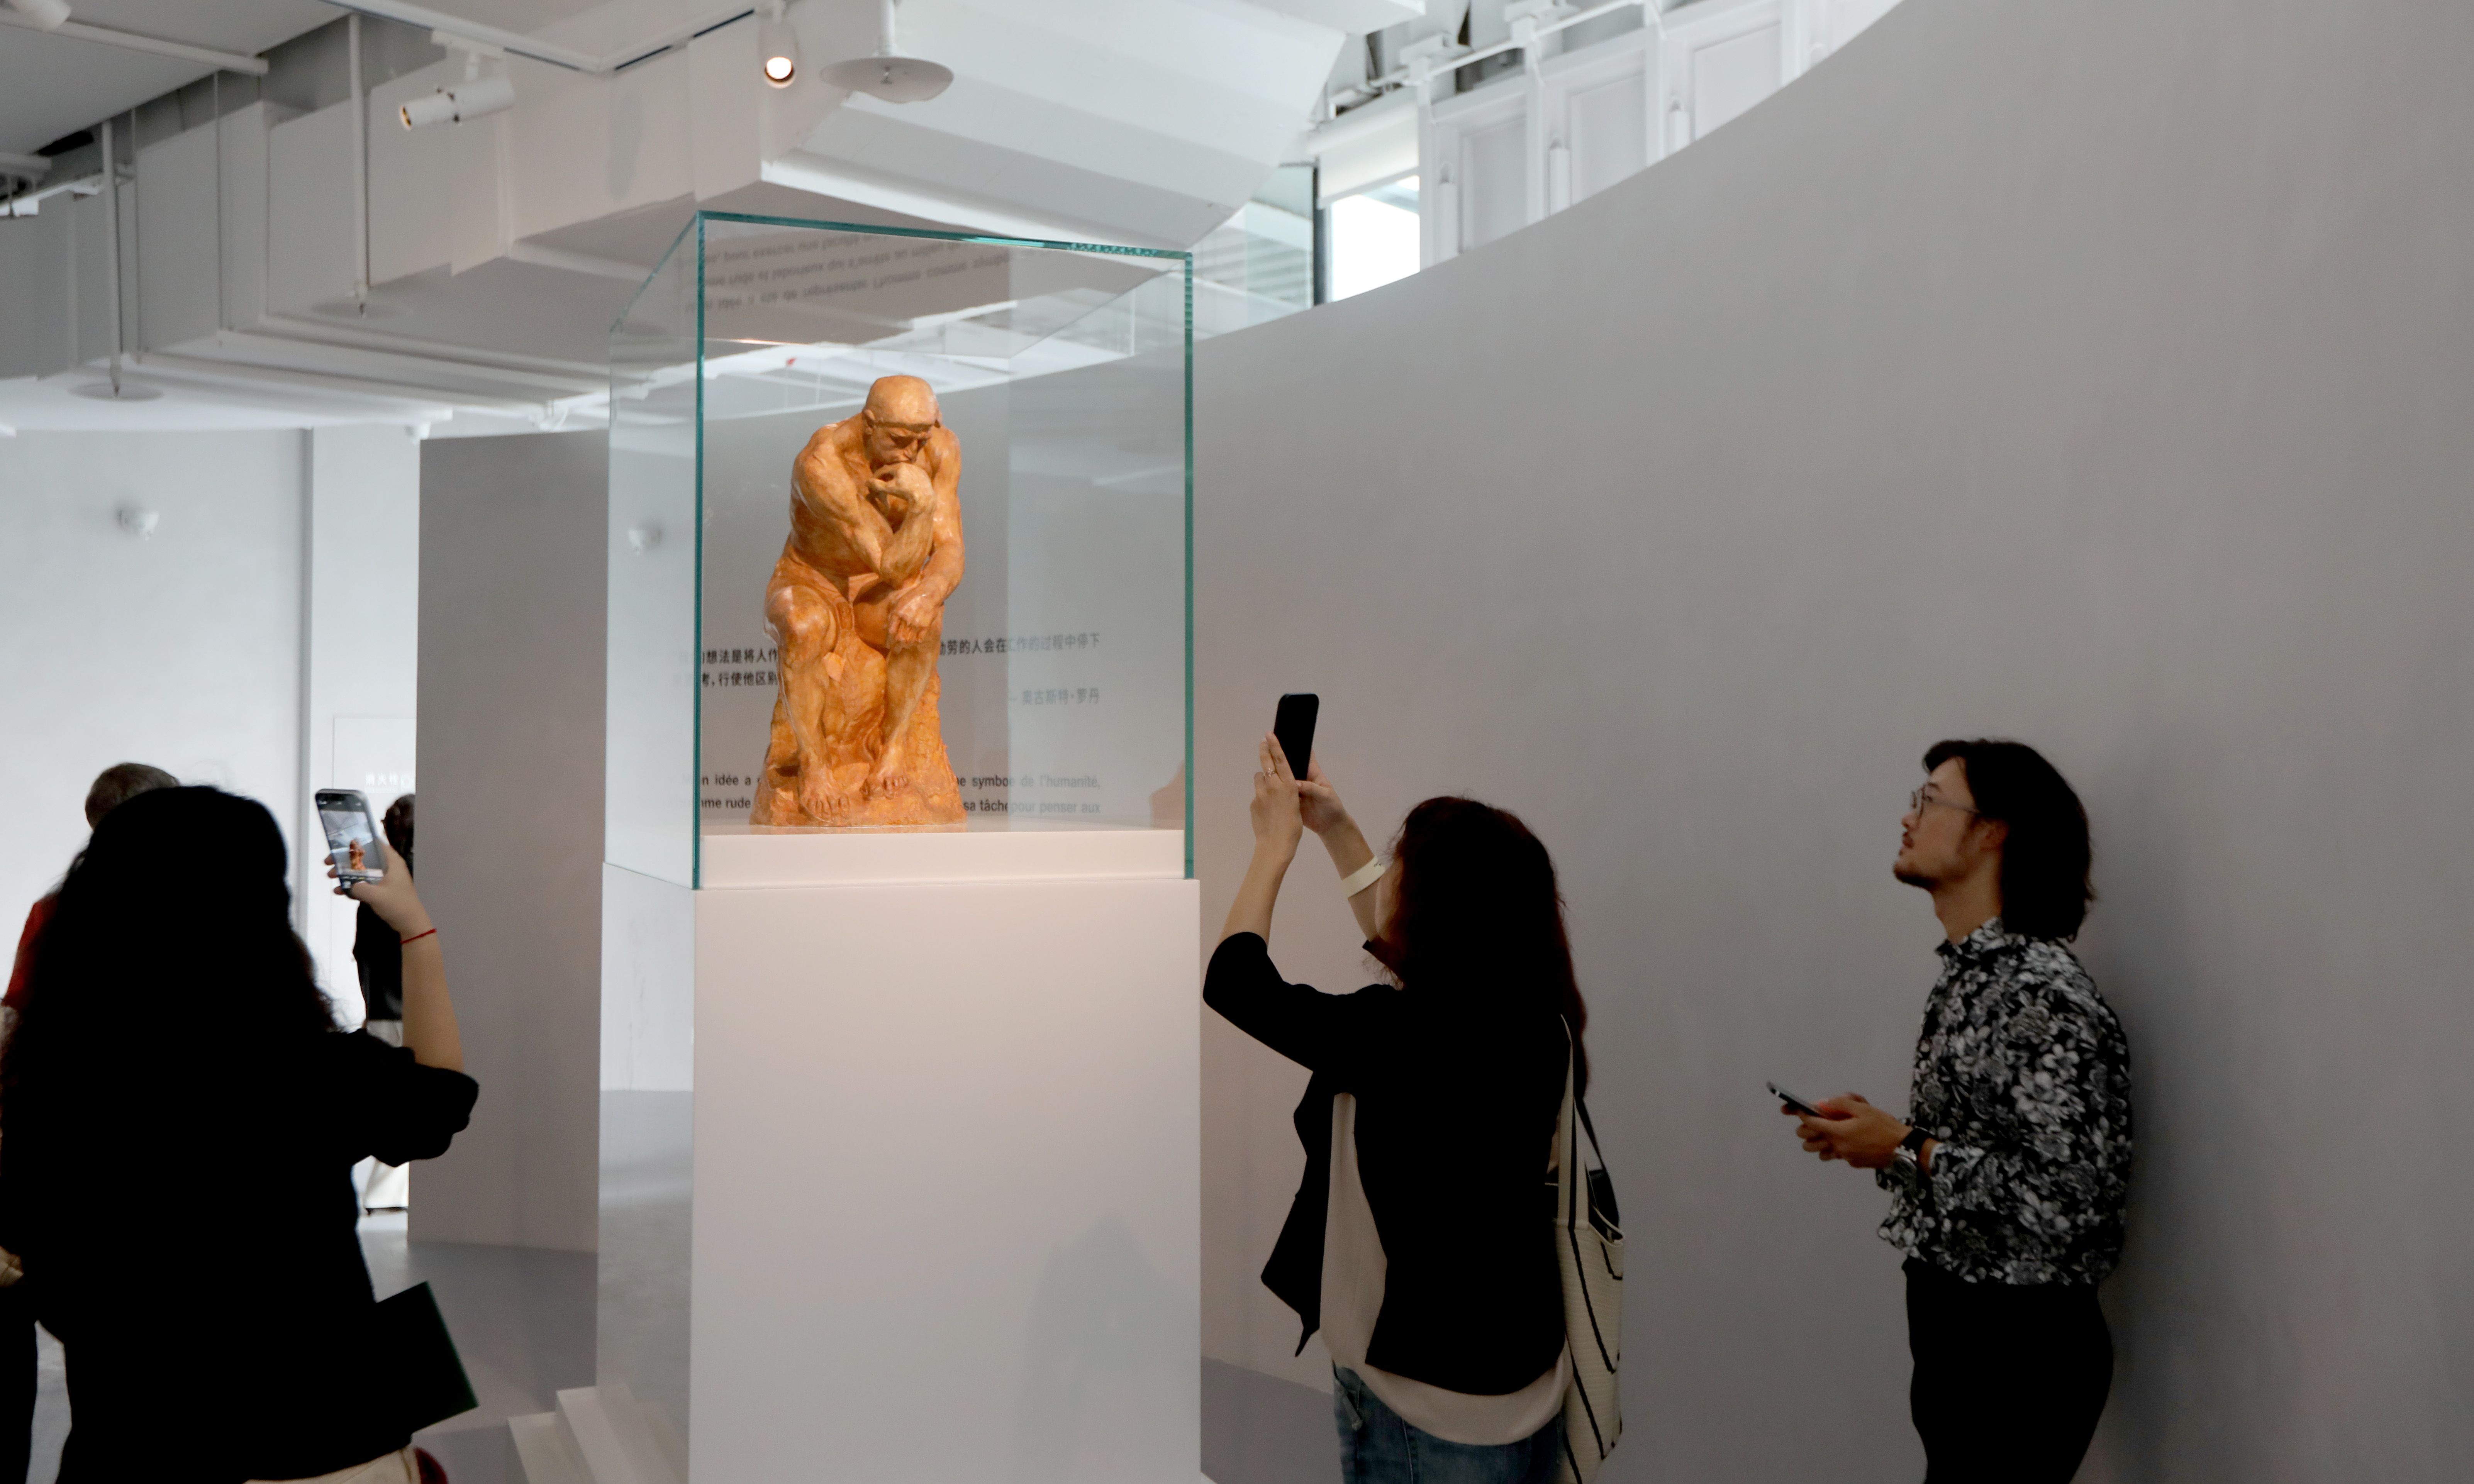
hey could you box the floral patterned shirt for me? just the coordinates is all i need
[1876,919,2132,1286]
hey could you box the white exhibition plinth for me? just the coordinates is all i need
[589,827,1201,1484]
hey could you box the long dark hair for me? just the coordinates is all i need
[1373,796,1589,1093]
[1923,739,2095,940]
[3,788,337,1144]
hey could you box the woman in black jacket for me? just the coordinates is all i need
[1206,736,1585,1484]
[0,787,478,1482]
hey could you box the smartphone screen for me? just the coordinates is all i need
[316,789,388,883]
[1273,693,1319,777]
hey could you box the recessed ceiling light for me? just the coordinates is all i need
[819,54,951,103]
[4,0,73,32]
[819,0,951,104]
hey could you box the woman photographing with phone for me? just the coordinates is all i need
[1206,735,1587,1484]
[0,787,476,1482]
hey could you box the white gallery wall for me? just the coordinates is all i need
[300,425,424,1023]
[0,430,308,934]
[0,425,421,1015]
[414,432,606,1254]
[1192,0,2474,1479]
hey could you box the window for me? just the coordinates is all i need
[1327,176,1420,300]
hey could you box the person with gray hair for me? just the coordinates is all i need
[8,762,179,1009]
[79,762,180,833]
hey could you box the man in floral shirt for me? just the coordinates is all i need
[1787,739,2130,1483]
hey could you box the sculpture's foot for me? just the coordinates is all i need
[865,748,913,800]
[799,774,858,826]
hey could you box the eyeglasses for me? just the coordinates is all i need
[1909,787,1980,818]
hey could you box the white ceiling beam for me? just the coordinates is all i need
[760,151,1150,249]
[1,168,102,217]
[127,350,529,417]
[319,0,755,75]
[1244,0,1429,30]
[206,327,607,398]
[0,11,271,75]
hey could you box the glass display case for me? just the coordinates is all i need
[596,215,1196,1469]
[608,212,1193,889]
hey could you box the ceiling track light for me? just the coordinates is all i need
[819,0,952,104]
[401,72,515,129]
[758,0,799,88]
[4,0,71,31]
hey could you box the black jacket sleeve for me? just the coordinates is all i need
[1202,932,1392,1081]
[312,1030,480,1167]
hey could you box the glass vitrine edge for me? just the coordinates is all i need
[692,215,709,891]
[1182,257,1195,881]
[692,209,1194,263]
[611,214,701,340]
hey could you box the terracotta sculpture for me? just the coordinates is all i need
[753,375,967,827]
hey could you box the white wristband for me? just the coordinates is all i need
[1337,857,1386,899]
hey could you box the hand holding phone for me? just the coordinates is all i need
[316,789,388,885]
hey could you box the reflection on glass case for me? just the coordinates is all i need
[609,213,1193,888]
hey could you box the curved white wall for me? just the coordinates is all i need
[1193,0,2474,1477]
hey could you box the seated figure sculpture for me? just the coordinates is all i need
[753,374,967,827]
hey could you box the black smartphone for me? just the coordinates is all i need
[315,788,389,884]
[1273,693,1319,778]
[1769,1081,1831,1118]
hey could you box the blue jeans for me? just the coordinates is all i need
[1332,1367,1562,1484]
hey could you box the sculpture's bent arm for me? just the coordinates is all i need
[876,465,940,588]
[913,430,965,601]
[885,435,964,642]
[793,439,895,571]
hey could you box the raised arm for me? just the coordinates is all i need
[1297,761,1383,942]
[1206,742,1394,1079]
[792,434,899,573]
[885,430,966,642]
[1221,734,1304,944]
[335,838,461,1072]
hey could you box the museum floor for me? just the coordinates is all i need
[23,1214,595,1484]
[12,1215,1329,1484]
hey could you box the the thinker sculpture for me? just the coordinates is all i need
[753,374,966,827]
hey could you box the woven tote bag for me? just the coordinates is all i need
[1552,1035,1624,1484]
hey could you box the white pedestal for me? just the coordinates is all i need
[585,830,1199,1484]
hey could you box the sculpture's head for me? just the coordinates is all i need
[861,375,942,468]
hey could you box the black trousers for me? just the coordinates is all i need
[1905,1258,2111,1484]
[0,1278,32,1484]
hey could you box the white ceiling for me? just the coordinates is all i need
[0,0,336,155]
[0,0,1419,158]
[0,0,1401,432]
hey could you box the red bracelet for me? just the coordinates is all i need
[399,927,438,947]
